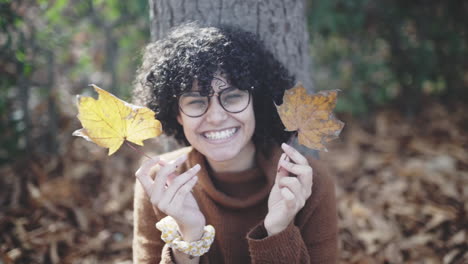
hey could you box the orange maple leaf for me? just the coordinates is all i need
[73,85,162,155]
[276,83,344,151]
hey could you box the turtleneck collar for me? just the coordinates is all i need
[187,146,283,209]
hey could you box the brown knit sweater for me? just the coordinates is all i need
[133,146,338,263]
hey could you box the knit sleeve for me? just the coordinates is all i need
[133,178,176,264]
[246,159,338,264]
[247,221,310,263]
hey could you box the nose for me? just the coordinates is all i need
[204,97,227,124]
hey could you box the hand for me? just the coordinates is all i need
[135,154,206,241]
[264,143,314,236]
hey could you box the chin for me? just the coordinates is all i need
[202,148,240,162]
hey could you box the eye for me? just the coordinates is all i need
[180,92,207,107]
[187,99,207,106]
[223,94,242,104]
[221,89,248,105]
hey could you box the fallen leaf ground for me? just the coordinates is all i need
[322,102,467,263]
[1,102,467,263]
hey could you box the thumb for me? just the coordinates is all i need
[276,153,289,183]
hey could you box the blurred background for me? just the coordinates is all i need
[1,0,467,263]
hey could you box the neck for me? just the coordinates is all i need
[206,142,256,173]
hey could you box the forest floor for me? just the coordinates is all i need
[1,102,467,264]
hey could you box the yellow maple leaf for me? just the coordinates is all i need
[73,84,162,155]
[276,83,344,151]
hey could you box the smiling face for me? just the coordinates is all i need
[177,74,256,171]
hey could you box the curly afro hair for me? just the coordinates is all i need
[133,22,295,156]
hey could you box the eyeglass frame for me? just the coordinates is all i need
[178,86,252,118]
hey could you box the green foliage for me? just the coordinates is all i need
[0,0,149,164]
[2,0,466,162]
[308,0,468,115]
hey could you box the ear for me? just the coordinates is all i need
[177,114,183,126]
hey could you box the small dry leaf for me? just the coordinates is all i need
[73,84,162,155]
[276,83,344,151]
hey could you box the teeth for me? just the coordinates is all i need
[204,128,237,140]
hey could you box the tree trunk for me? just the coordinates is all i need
[149,0,314,91]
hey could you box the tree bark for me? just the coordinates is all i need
[148,0,314,91]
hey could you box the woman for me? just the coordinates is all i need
[132,23,338,264]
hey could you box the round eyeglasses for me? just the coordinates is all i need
[178,87,251,117]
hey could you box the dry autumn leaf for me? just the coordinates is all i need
[73,84,162,155]
[276,83,344,151]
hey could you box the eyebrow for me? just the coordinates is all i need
[183,92,205,97]
[185,86,236,96]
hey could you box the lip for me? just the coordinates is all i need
[200,127,239,144]
[200,126,238,134]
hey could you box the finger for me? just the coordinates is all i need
[279,158,311,176]
[153,154,188,193]
[279,177,303,198]
[277,153,285,172]
[275,154,289,183]
[279,153,313,199]
[281,187,296,209]
[149,154,188,206]
[171,176,198,216]
[166,172,177,186]
[135,157,160,195]
[281,143,308,165]
[155,159,173,185]
[159,159,169,167]
[160,164,200,207]
[158,154,188,179]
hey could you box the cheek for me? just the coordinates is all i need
[182,121,195,138]
[245,107,256,135]
[180,118,202,142]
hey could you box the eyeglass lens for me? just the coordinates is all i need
[179,87,250,117]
